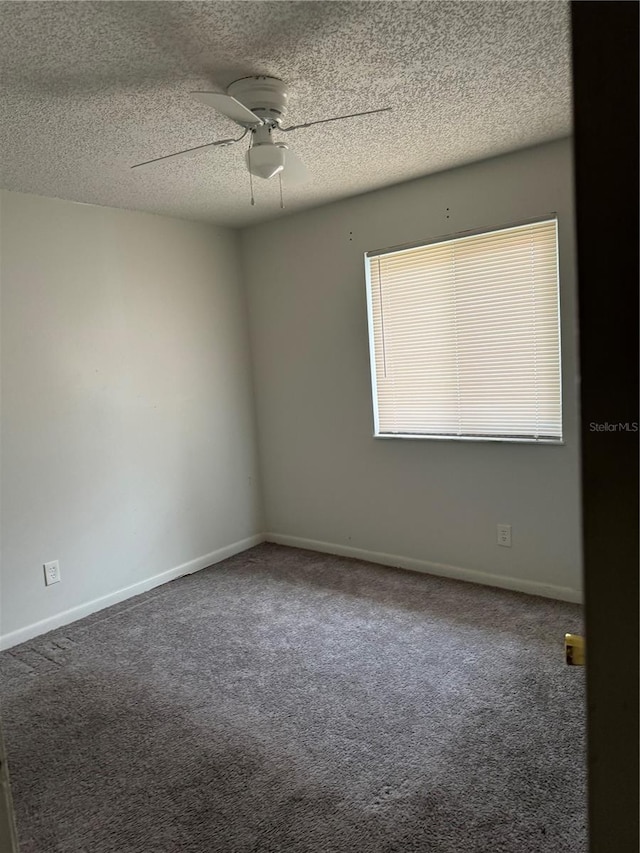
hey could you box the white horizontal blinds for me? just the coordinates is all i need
[369,243,460,435]
[368,219,562,439]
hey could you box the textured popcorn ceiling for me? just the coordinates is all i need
[0,1,571,227]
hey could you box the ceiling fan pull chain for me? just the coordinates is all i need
[279,171,285,209]
[248,142,256,206]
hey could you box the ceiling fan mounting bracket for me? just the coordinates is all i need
[227,76,289,126]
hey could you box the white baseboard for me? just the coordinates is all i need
[1,531,581,651]
[0,534,265,651]
[265,533,583,604]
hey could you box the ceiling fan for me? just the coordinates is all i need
[131,76,391,205]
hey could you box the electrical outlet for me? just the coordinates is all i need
[496,524,512,547]
[43,560,61,586]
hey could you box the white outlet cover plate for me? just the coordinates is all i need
[496,524,512,547]
[43,560,61,585]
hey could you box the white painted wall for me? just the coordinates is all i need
[242,139,583,601]
[0,139,582,649]
[0,190,263,645]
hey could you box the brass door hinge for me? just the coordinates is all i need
[565,633,586,666]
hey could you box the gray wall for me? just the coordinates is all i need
[242,138,582,600]
[0,190,263,644]
[0,138,582,649]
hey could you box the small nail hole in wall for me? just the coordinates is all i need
[349,231,353,241]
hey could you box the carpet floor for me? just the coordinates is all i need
[0,543,586,853]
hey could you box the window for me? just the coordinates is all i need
[365,218,562,442]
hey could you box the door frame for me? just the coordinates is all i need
[0,726,20,853]
[571,2,640,850]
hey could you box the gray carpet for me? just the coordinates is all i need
[0,543,587,853]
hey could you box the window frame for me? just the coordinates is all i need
[364,215,564,445]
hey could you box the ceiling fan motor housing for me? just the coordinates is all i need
[227,76,289,125]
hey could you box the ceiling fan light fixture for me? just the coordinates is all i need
[246,144,286,180]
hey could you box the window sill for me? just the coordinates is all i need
[373,433,565,445]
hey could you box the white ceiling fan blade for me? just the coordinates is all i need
[280,146,309,185]
[131,133,246,170]
[281,106,392,132]
[190,92,263,126]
